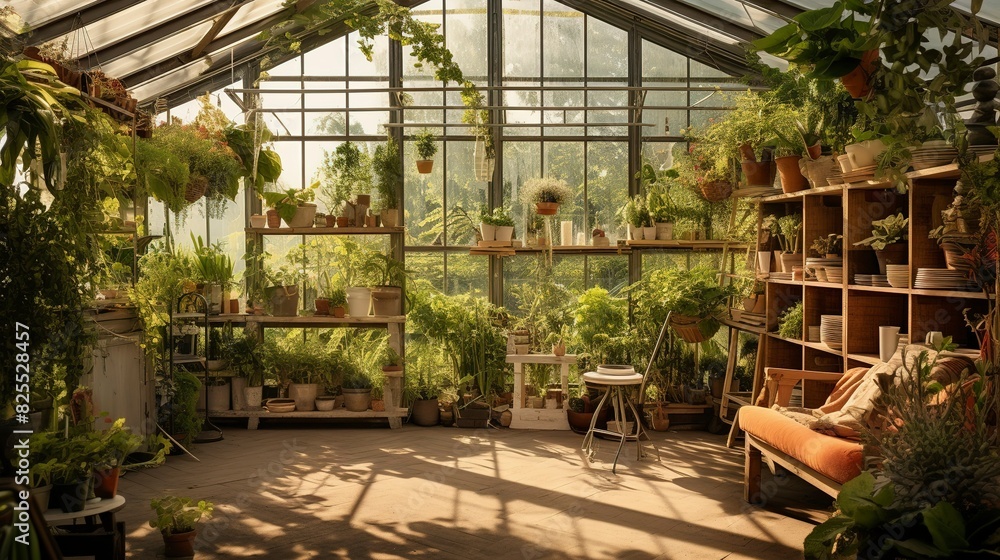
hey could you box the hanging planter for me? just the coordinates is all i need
[840,50,879,100]
[416,160,434,174]
[698,180,733,202]
[474,138,495,181]
[184,175,208,203]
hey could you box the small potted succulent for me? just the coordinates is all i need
[520,177,572,215]
[149,495,214,558]
[414,129,437,174]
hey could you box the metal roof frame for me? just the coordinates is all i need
[5,0,997,107]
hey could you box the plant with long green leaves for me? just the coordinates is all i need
[854,213,907,250]
[190,234,234,289]
[262,182,318,223]
[372,137,402,211]
[763,213,803,253]
[149,496,213,536]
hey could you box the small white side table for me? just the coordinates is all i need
[506,353,575,430]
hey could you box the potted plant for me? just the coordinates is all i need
[810,233,843,258]
[262,182,318,228]
[365,253,409,317]
[408,371,440,427]
[763,213,803,272]
[320,142,372,227]
[31,430,102,513]
[854,213,908,274]
[327,288,348,318]
[737,279,767,315]
[341,367,372,412]
[776,301,803,340]
[627,267,735,344]
[93,418,143,499]
[751,1,879,99]
[462,86,495,181]
[264,265,302,317]
[645,180,676,240]
[372,138,402,227]
[520,177,572,215]
[414,129,437,174]
[545,325,570,357]
[149,496,214,558]
[281,345,321,412]
[224,332,266,411]
[619,194,653,241]
[191,235,234,315]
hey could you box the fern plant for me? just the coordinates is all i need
[776,301,803,339]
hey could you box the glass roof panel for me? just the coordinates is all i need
[616,0,740,44]
[6,0,78,28]
[44,0,215,59]
[219,0,287,37]
[101,20,215,78]
[669,0,785,33]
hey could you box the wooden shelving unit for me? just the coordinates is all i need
[756,159,990,376]
[245,226,403,235]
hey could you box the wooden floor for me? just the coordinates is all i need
[112,425,831,559]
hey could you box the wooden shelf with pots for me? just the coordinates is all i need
[246,226,404,235]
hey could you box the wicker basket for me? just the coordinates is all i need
[698,180,733,202]
[669,314,710,343]
[184,175,208,202]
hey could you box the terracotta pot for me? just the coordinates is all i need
[288,383,318,411]
[840,49,879,100]
[411,398,439,426]
[775,155,808,193]
[266,209,281,228]
[325,215,337,227]
[650,406,670,431]
[332,306,346,318]
[416,160,434,174]
[315,298,330,315]
[343,388,371,412]
[806,143,822,160]
[371,399,386,412]
[163,529,197,558]
[741,160,775,187]
[536,202,559,215]
[337,216,349,227]
[566,407,608,434]
[738,143,756,161]
[552,343,566,356]
[93,467,120,499]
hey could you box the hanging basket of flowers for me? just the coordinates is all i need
[184,175,209,202]
[698,180,733,203]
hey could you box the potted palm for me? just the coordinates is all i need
[149,496,213,558]
[520,177,572,215]
[414,129,437,174]
[854,213,908,274]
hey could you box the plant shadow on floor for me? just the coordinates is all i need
[116,427,819,559]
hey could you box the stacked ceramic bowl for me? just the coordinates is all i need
[886,264,910,288]
[806,257,842,283]
[824,266,844,283]
[841,164,876,183]
[854,273,872,286]
[871,274,890,287]
[820,315,844,350]
[909,142,958,170]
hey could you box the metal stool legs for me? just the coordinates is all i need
[582,385,659,474]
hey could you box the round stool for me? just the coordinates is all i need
[581,365,657,473]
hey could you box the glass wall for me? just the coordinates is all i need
[156,0,743,308]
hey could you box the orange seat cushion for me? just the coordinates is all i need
[740,406,863,484]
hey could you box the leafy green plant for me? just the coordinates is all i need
[520,177,573,205]
[627,266,734,325]
[776,301,803,339]
[223,332,267,387]
[763,213,803,253]
[342,370,373,390]
[415,129,437,160]
[480,206,515,227]
[619,194,652,228]
[319,141,372,213]
[149,496,214,536]
[135,140,190,214]
[95,417,143,469]
[810,234,843,257]
[190,234,234,289]
[223,121,282,192]
[751,2,877,81]
[327,288,348,308]
[166,369,203,445]
[854,213,908,250]
[372,137,401,210]
[262,182,318,223]
[573,287,628,367]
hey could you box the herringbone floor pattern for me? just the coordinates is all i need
[112,424,828,559]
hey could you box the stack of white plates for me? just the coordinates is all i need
[769,271,794,281]
[824,266,843,283]
[841,164,876,183]
[914,268,972,290]
[855,274,873,286]
[910,145,958,170]
[872,274,890,287]
[886,264,909,288]
[970,145,996,158]
[826,170,844,186]
[820,315,843,350]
